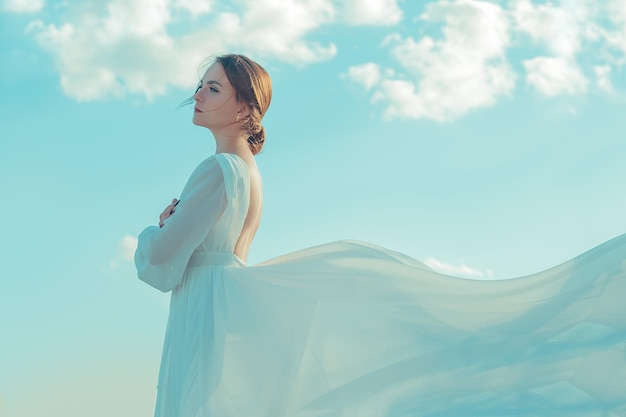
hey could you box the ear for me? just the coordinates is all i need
[237,103,251,118]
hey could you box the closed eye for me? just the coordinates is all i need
[195,80,222,94]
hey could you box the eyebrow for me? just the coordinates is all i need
[204,80,223,87]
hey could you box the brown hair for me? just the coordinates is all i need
[216,54,272,155]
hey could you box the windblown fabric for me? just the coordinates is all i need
[136,153,626,417]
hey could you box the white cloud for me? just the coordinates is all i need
[27,0,337,101]
[119,235,139,261]
[606,0,626,21]
[217,0,337,65]
[344,62,381,90]
[27,0,214,101]
[109,235,138,269]
[604,0,626,57]
[101,0,170,38]
[2,0,44,13]
[340,0,402,25]
[24,0,626,106]
[509,0,626,97]
[342,1,626,118]
[365,0,516,121]
[173,0,212,15]
[594,65,613,93]
[524,56,588,96]
[423,257,493,279]
[510,0,588,58]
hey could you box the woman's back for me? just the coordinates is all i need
[233,153,263,263]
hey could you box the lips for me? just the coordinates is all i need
[194,107,203,113]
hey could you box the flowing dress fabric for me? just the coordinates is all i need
[135,153,626,417]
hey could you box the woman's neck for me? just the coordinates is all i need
[212,129,252,157]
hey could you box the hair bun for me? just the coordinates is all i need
[248,125,265,154]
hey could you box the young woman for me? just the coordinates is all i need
[135,54,626,417]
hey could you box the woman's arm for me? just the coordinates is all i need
[134,157,228,292]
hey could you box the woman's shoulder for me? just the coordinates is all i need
[214,153,252,181]
[213,153,251,201]
[190,153,244,176]
[184,153,251,198]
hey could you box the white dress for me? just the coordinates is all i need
[135,153,626,417]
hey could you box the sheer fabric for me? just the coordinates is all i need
[136,153,626,417]
[135,154,248,292]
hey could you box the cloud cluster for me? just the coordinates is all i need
[22,0,402,101]
[511,0,594,96]
[27,0,221,101]
[373,0,516,121]
[13,0,626,118]
[346,0,626,121]
[216,0,337,65]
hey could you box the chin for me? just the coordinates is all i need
[192,119,211,130]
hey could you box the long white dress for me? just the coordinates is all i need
[135,153,626,417]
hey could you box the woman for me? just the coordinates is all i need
[135,54,626,417]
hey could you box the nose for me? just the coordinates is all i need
[193,83,206,102]
[193,88,203,102]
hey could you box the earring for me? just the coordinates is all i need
[236,113,240,123]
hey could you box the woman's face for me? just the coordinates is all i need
[192,62,241,130]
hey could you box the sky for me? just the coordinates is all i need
[1,0,625,415]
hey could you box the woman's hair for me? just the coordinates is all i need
[183,54,273,155]
[216,54,272,155]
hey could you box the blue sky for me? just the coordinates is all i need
[1,0,625,415]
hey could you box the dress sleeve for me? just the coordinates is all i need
[134,157,228,292]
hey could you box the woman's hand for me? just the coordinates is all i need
[159,198,179,228]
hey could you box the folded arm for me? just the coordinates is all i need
[134,158,228,291]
